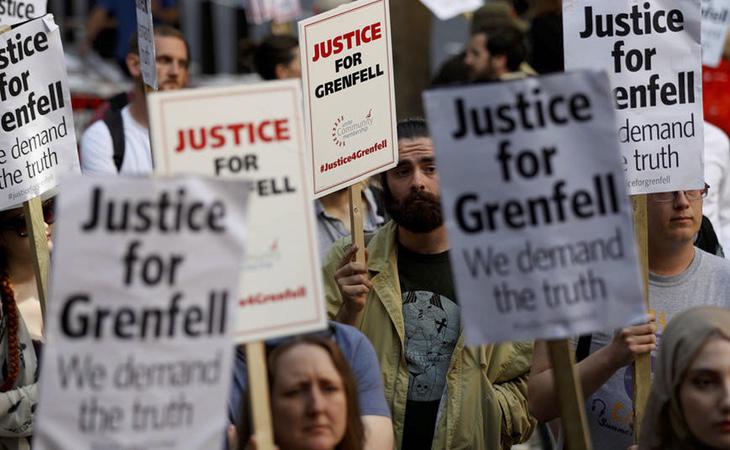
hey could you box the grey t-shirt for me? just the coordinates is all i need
[584,248,730,450]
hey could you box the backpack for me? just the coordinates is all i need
[101,91,130,173]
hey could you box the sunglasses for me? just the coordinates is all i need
[0,200,56,238]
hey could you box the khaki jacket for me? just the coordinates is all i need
[323,221,535,450]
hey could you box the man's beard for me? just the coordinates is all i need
[383,189,444,233]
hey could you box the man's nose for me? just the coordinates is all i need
[673,190,691,208]
[410,169,427,191]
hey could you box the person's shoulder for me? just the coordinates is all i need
[697,247,730,273]
[332,321,369,351]
[80,118,113,152]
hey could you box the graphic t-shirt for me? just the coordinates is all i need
[398,243,460,450]
[584,248,730,450]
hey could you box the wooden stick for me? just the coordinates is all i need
[631,194,651,442]
[348,183,366,326]
[245,341,275,450]
[348,183,366,265]
[547,339,592,450]
[22,197,50,326]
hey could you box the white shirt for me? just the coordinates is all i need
[79,105,153,175]
[703,121,730,248]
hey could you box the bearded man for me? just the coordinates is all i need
[322,118,535,450]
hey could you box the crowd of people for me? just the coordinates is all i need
[1,1,730,449]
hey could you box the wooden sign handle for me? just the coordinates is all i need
[348,183,366,328]
[348,183,366,265]
[631,194,651,442]
[547,339,592,450]
[22,197,50,327]
[245,341,275,450]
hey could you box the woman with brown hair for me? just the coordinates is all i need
[638,306,730,450]
[240,334,365,450]
[0,199,54,450]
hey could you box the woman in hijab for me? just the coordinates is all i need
[639,306,730,450]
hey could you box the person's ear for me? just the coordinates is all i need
[274,63,287,80]
[493,54,508,74]
[126,53,142,78]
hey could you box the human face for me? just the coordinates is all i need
[155,36,189,91]
[647,190,703,249]
[278,47,302,79]
[384,137,443,233]
[464,33,491,81]
[271,343,347,450]
[0,202,54,260]
[680,336,730,449]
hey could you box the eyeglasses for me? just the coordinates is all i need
[0,200,56,238]
[650,184,709,203]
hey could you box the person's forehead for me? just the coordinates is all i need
[470,33,487,47]
[155,36,188,60]
[397,137,435,162]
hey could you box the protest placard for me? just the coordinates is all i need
[299,0,398,198]
[34,175,248,450]
[702,0,730,67]
[148,80,327,343]
[563,0,704,195]
[419,0,484,20]
[0,15,80,209]
[136,0,157,90]
[423,70,645,344]
[246,0,301,25]
[0,0,45,25]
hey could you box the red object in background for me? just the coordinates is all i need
[704,60,730,136]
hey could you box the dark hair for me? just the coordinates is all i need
[484,25,527,72]
[0,250,20,392]
[396,118,430,141]
[128,25,190,67]
[380,118,431,195]
[267,335,364,450]
[254,35,299,80]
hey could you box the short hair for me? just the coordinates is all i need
[483,25,526,72]
[128,25,190,67]
[254,34,299,80]
[396,118,430,141]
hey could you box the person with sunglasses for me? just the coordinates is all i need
[529,183,730,450]
[0,197,54,450]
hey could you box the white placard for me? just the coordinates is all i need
[299,0,398,198]
[423,71,645,344]
[0,0,45,25]
[419,0,484,20]
[246,0,301,24]
[702,0,730,67]
[0,15,79,209]
[136,0,157,90]
[35,175,248,450]
[563,0,704,195]
[148,80,327,343]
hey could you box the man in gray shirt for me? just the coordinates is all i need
[528,184,730,450]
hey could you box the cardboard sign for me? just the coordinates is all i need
[0,15,79,209]
[423,71,645,344]
[299,0,398,198]
[0,0,45,25]
[246,0,301,25]
[136,0,157,90]
[34,176,248,450]
[702,0,730,67]
[148,80,327,343]
[563,0,704,195]
[419,0,484,20]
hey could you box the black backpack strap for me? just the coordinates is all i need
[102,108,125,172]
[575,334,593,363]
